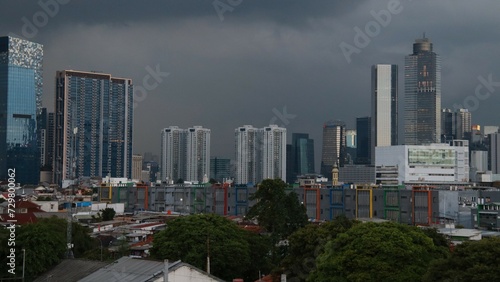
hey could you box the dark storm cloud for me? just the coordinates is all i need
[1,0,499,170]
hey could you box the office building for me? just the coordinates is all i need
[234,125,259,185]
[404,36,441,145]
[210,157,231,182]
[53,70,133,184]
[132,154,143,181]
[454,108,471,140]
[355,117,371,165]
[375,142,469,185]
[321,120,346,176]
[442,108,472,143]
[161,126,186,183]
[292,133,315,177]
[185,126,210,183]
[490,133,500,174]
[261,125,287,182]
[371,64,398,163]
[0,36,43,184]
[346,130,356,148]
[441,108,454,143]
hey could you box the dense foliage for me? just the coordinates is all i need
[282,215,358,281]
[424,237,500,282]
[309,222,450,282]
[151,214,271,281]
[246,179,308,240]
[0,217,95,280]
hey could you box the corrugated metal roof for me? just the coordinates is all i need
[34,259,109,282]
[78,257,167,282]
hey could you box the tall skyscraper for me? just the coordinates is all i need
[320,120,346,176]
[53,70,133,184]
[355,117,371,164]
[455,108,471,140]
[0,36,43,184]
[404,36,441,145]
[261,125,287,182]
[490,133,500,174]
[185,126,211,183]
[235,125,258,185]
[371,64,398,162]
[441,108,454,143]
[292,133,315,178]
[161,126,186,183]
[441,108,472,143]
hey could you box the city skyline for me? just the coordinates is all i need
[1,1,500,172]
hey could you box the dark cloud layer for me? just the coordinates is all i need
[1,0,499,170]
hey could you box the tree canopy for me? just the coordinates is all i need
[309,222,449,282]
[151,214,271,281]
[424,237,500,282]
[0,216,98,280]
[282,215,358,281]
[246,179,308,240]
[101,207,116,221]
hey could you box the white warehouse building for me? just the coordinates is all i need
[375,141,469,185]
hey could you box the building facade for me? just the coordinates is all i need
[234,125,258,185]
[53,70,133,184]
[375,142,469,185]
[404,36,441,145]
[355,117,371,165]
[321,120,346,176]
[132,154,143,181]
[371,64,398,163]
[0,36,43,184]
[161,126,186,183]
[210,157,231,182]
[292,133,315,178]
[490,132,500,174]
[261,125,287,182]
[185,126,211,183]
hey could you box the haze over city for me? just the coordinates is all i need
[1,0,500,170]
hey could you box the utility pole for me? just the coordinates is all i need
[164,259,169,282]
[66,127,77,259]
[22,249,25,282]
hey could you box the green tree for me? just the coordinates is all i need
[309,222,449,282]
[246,179,308,240]
[424,237,500,282]
[101,208,116,221]
[151,214,258,281]
[282,215,358,281]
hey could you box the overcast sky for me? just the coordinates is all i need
[2,0,500,170]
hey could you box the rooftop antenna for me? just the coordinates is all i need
[423,32,426,38]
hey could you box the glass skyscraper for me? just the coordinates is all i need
[292,133,315,178]
[404,36,441,145]
[0,36,43,185]
[53,70,133,185]
[355,117,371,165]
